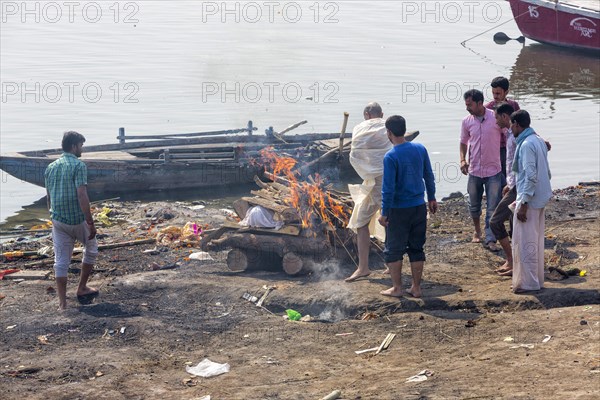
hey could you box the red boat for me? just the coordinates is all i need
[508,0,600,51]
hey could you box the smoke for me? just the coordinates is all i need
[310,259,352,322]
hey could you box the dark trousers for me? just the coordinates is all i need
[384,204,427,263]
[490,186,517,241]
[500,146,507,178]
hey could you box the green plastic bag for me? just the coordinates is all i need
[286,309,302,321]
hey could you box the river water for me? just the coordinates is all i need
[1,0,599,225]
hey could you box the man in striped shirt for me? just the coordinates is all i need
[45,131,98,310]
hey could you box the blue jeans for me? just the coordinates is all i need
[467,172,503,243]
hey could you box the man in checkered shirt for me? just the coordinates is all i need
[45,131,98,310]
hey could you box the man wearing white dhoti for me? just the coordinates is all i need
[510,110,552,293]
[345,102,391,282]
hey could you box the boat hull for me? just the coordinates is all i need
[509,0,600,51]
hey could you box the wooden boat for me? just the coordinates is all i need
[508,0,600,51]
[0,122,362,194]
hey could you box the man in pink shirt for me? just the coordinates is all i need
[485,77,520,179]
[460,89,503,250]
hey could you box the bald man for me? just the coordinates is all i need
[345,102,392,282]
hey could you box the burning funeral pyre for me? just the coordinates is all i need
[204,147,363,275]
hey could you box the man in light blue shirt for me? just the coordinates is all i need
[510,110,552,293]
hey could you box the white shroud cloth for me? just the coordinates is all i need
[347,118,391,241]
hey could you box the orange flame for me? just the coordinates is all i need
[259,148,350,230]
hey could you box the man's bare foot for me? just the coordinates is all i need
[497,269,513,276]
[58,303,67,311]
[495,261,512,273]
[406,287,422,298]
[345,270,371,283]
[381,267,390,275]
[76,286,98,297]
[380,287,404,298]
[471,233,481,243]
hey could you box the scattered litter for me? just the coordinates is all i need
[189,204,205,210]
[406,369,434,383]
[286,309,302,321]
[219,209,237,218]
[299,315,313,322]
[580,320,588,325]
[242,293,258,303]
[0,269,20,280]
[583,306,593,311]
[156,223,200,247]
[37,246,53,257]
[6,325,16,330]
[3,366,42,377]
[376,333,396,355]
[335,332,354,337]
[503,337,515,342]
[120,327,126,334]
[95,371,104,377]
[580,270,587,277]
[189,251,214,261]
[186,359,230,378]
[143,247,160,255]
[320,390,341,400]
[37,335,50,345]
[150,262,179,271]
[542,335,552,343]
[256,285,275,307]
[510,344,535,349]
[360,311,379,321]
[355,347,379,355]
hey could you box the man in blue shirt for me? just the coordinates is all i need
[378,116,438,298]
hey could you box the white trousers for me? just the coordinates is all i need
[512,207,545,292]
[52,220,98,278]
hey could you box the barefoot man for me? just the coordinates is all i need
[345,102,392,282]
[379,116,437,298]
[45,131,98,310]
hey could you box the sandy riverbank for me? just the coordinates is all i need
[0,183,598,399]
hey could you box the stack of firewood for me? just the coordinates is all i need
[204,172,356,275]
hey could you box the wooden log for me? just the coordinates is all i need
[282,252,314,276]
[221,220,301,236]
[208,233,330,257]
[227,248,250,272]
[227,248,281,272]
